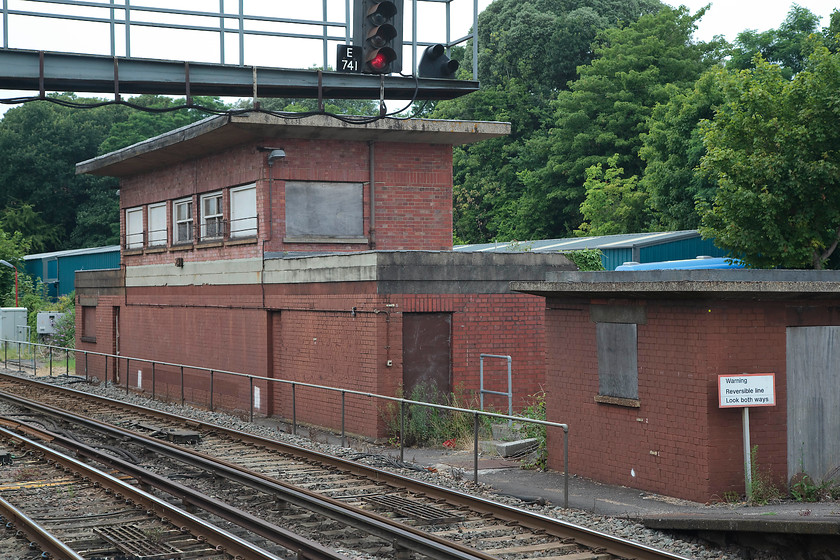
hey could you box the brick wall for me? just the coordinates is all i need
[76,284,548,440]
[544,297,839,502]
[118,139,454,268]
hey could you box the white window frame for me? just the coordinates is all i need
[200,191,224,241]
[148,202,167,247]
[229,183,257,239]
[173,197,193,244]
[125,207,143,250]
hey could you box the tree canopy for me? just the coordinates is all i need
[699,46,840,269]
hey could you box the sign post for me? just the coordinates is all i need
[718,373,776,500]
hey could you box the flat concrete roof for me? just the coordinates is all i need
[512,269,840,300]
[76,112,512,177]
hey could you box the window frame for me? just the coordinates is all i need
[173,197,194,245]
[147,202,168,247]
[125,206,144,250]
[200,191,224,241]
[229,183,257,239]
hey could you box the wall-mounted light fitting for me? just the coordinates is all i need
[267,149,286,166]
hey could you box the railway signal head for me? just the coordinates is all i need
[418,44,460,79]
[354,0,403,74]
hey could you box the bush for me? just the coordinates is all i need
[381,383,490,448]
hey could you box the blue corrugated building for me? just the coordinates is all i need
[454,230,728,270]
[24,246,120,300]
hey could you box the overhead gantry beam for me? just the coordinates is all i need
[0,48,479,101]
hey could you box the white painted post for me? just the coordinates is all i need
[743,407,752,500]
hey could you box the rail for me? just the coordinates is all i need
[1,338,570,507]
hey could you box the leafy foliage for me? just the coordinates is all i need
[728,5,823,79]
[563,249,605,271]
[520,5,723,239]
[578,155,652,235]
[699,47,840,269]
[435,0,664,242]
[640,70,726,229]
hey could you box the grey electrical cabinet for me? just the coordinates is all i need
[0,308,27,342]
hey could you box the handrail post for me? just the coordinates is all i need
[84,351,88,381]
[104,353,108,387]
[210,370,214,411]
[180,365,185,406]
[400,400,405,463]
[49,345,53,377]
[152,362,156,399]
[341,390,346,448]
[65,348,69,376]
[249,376,254,423]
[473,411,479,483]
[564,426,569,509]
[125,358,130,394]
[292,382,297,436]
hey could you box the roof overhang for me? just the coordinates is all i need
[512,269,840,301]
[76,112,511,177]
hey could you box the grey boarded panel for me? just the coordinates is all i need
[597,322,639,399]
[285,181,363,237]
[787,326,840,481]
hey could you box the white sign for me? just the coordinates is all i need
[718,373,776,408]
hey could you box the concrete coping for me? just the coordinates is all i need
[512,269,840,300]
[76,113,512,177]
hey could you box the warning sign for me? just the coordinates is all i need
[718,373,776,408]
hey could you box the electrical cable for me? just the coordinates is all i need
[0,71,428,124]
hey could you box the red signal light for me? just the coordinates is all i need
[370,52,388,72]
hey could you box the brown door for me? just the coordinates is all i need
[402,313,452,402]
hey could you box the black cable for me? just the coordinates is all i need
[0,72,426,125]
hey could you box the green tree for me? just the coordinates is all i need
[639,69,726,229]
[236,96,379,116]
[520,6,723,238]
[435,0,663,243]
[728,5,822,79]
[0,94,126,251]
[0,203,63,253]
[578,155,652,235]
[699,48,840,269]
[99,95,226,153]
[0,229,28,306]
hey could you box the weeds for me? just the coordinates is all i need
[748,445,782,505]
[381,383,491,448]
[517,390,547,470]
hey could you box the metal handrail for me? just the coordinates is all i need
[1,337,570,507]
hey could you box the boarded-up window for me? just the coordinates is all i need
[230,184,257,238]
[81,306,97,343]
[596,322,638,400]
[285,181,363,239]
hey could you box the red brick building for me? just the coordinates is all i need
[75,113,575,438]
[514,270,840,502]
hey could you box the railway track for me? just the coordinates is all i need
[0,371,690,560]
[0,425,291,560]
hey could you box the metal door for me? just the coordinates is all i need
[787,326,840,482]
[402,313,452,402]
